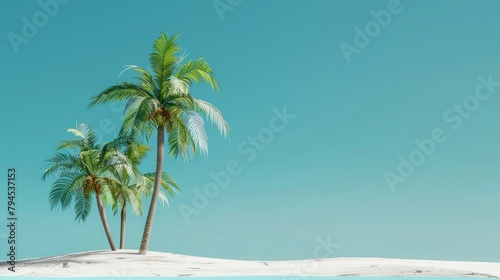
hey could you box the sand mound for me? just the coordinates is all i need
[0,250,498,277]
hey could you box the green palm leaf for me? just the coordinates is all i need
[149,33,180,97]
[88,83,152,108]
[42,152,81,180]
[48,171,86,211]
[74,188,93,222]
[120,97,159,137]
[175,58,221,92]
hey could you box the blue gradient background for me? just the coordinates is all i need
[1,0,500,264]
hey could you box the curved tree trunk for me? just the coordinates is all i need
[95,191,116,251]
[120,201,126,249]
[139,126,164,255]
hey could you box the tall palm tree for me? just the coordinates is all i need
[105,134,180,249]
[42,124,133,251]
[88,33,229,254]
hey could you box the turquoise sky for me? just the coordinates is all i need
[1,0,500,262]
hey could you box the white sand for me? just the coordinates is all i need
[0,250,499,277]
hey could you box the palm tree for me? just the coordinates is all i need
[105,134,180,249]
[105,134,148,249]
[106,167,142,250]
[42,124,133,251]
[88,33,229,254]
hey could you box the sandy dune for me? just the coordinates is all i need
[0,250,499,277]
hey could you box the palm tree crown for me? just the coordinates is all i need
[42,124,134,251]
[89,33,229,157]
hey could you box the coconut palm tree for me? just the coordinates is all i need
[104,134,148,249]
[88,33,229,254]
[105,134,180,249]
[106,168,142,250]
[42,124,134,251]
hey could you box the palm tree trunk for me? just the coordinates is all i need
[139,126,164,255]
[120,201,126,249]
[95,191,116,251]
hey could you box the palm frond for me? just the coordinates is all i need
[120,65,156,93]
[103,150,135,179]
[193,99,230,138]
[80,150,100,175]
[157,191,169,206]
[149,33,181,98]
[66,128,86,139]
[74,188,93,222]
[119,97,158,137]
[160,172,180,196]
[102,180,120,213]
[133,66,156,93]
[168,75,189,96]
[48,172,86,211]
[143,172,180,194]
[88,83,152,108]
[181,111,208,156]
[42,152,81,181]
[124,186,142,216]
[175,58,221,92]
[127,142,151,165]
[57,139,87,150]
[64,123,99,150]
[168,124,188,158]
[142,172,180,206]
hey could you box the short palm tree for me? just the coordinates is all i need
[105,134,180,249]
[42,124,133,251]
[106,167,142,250]
[89,33,229,254]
